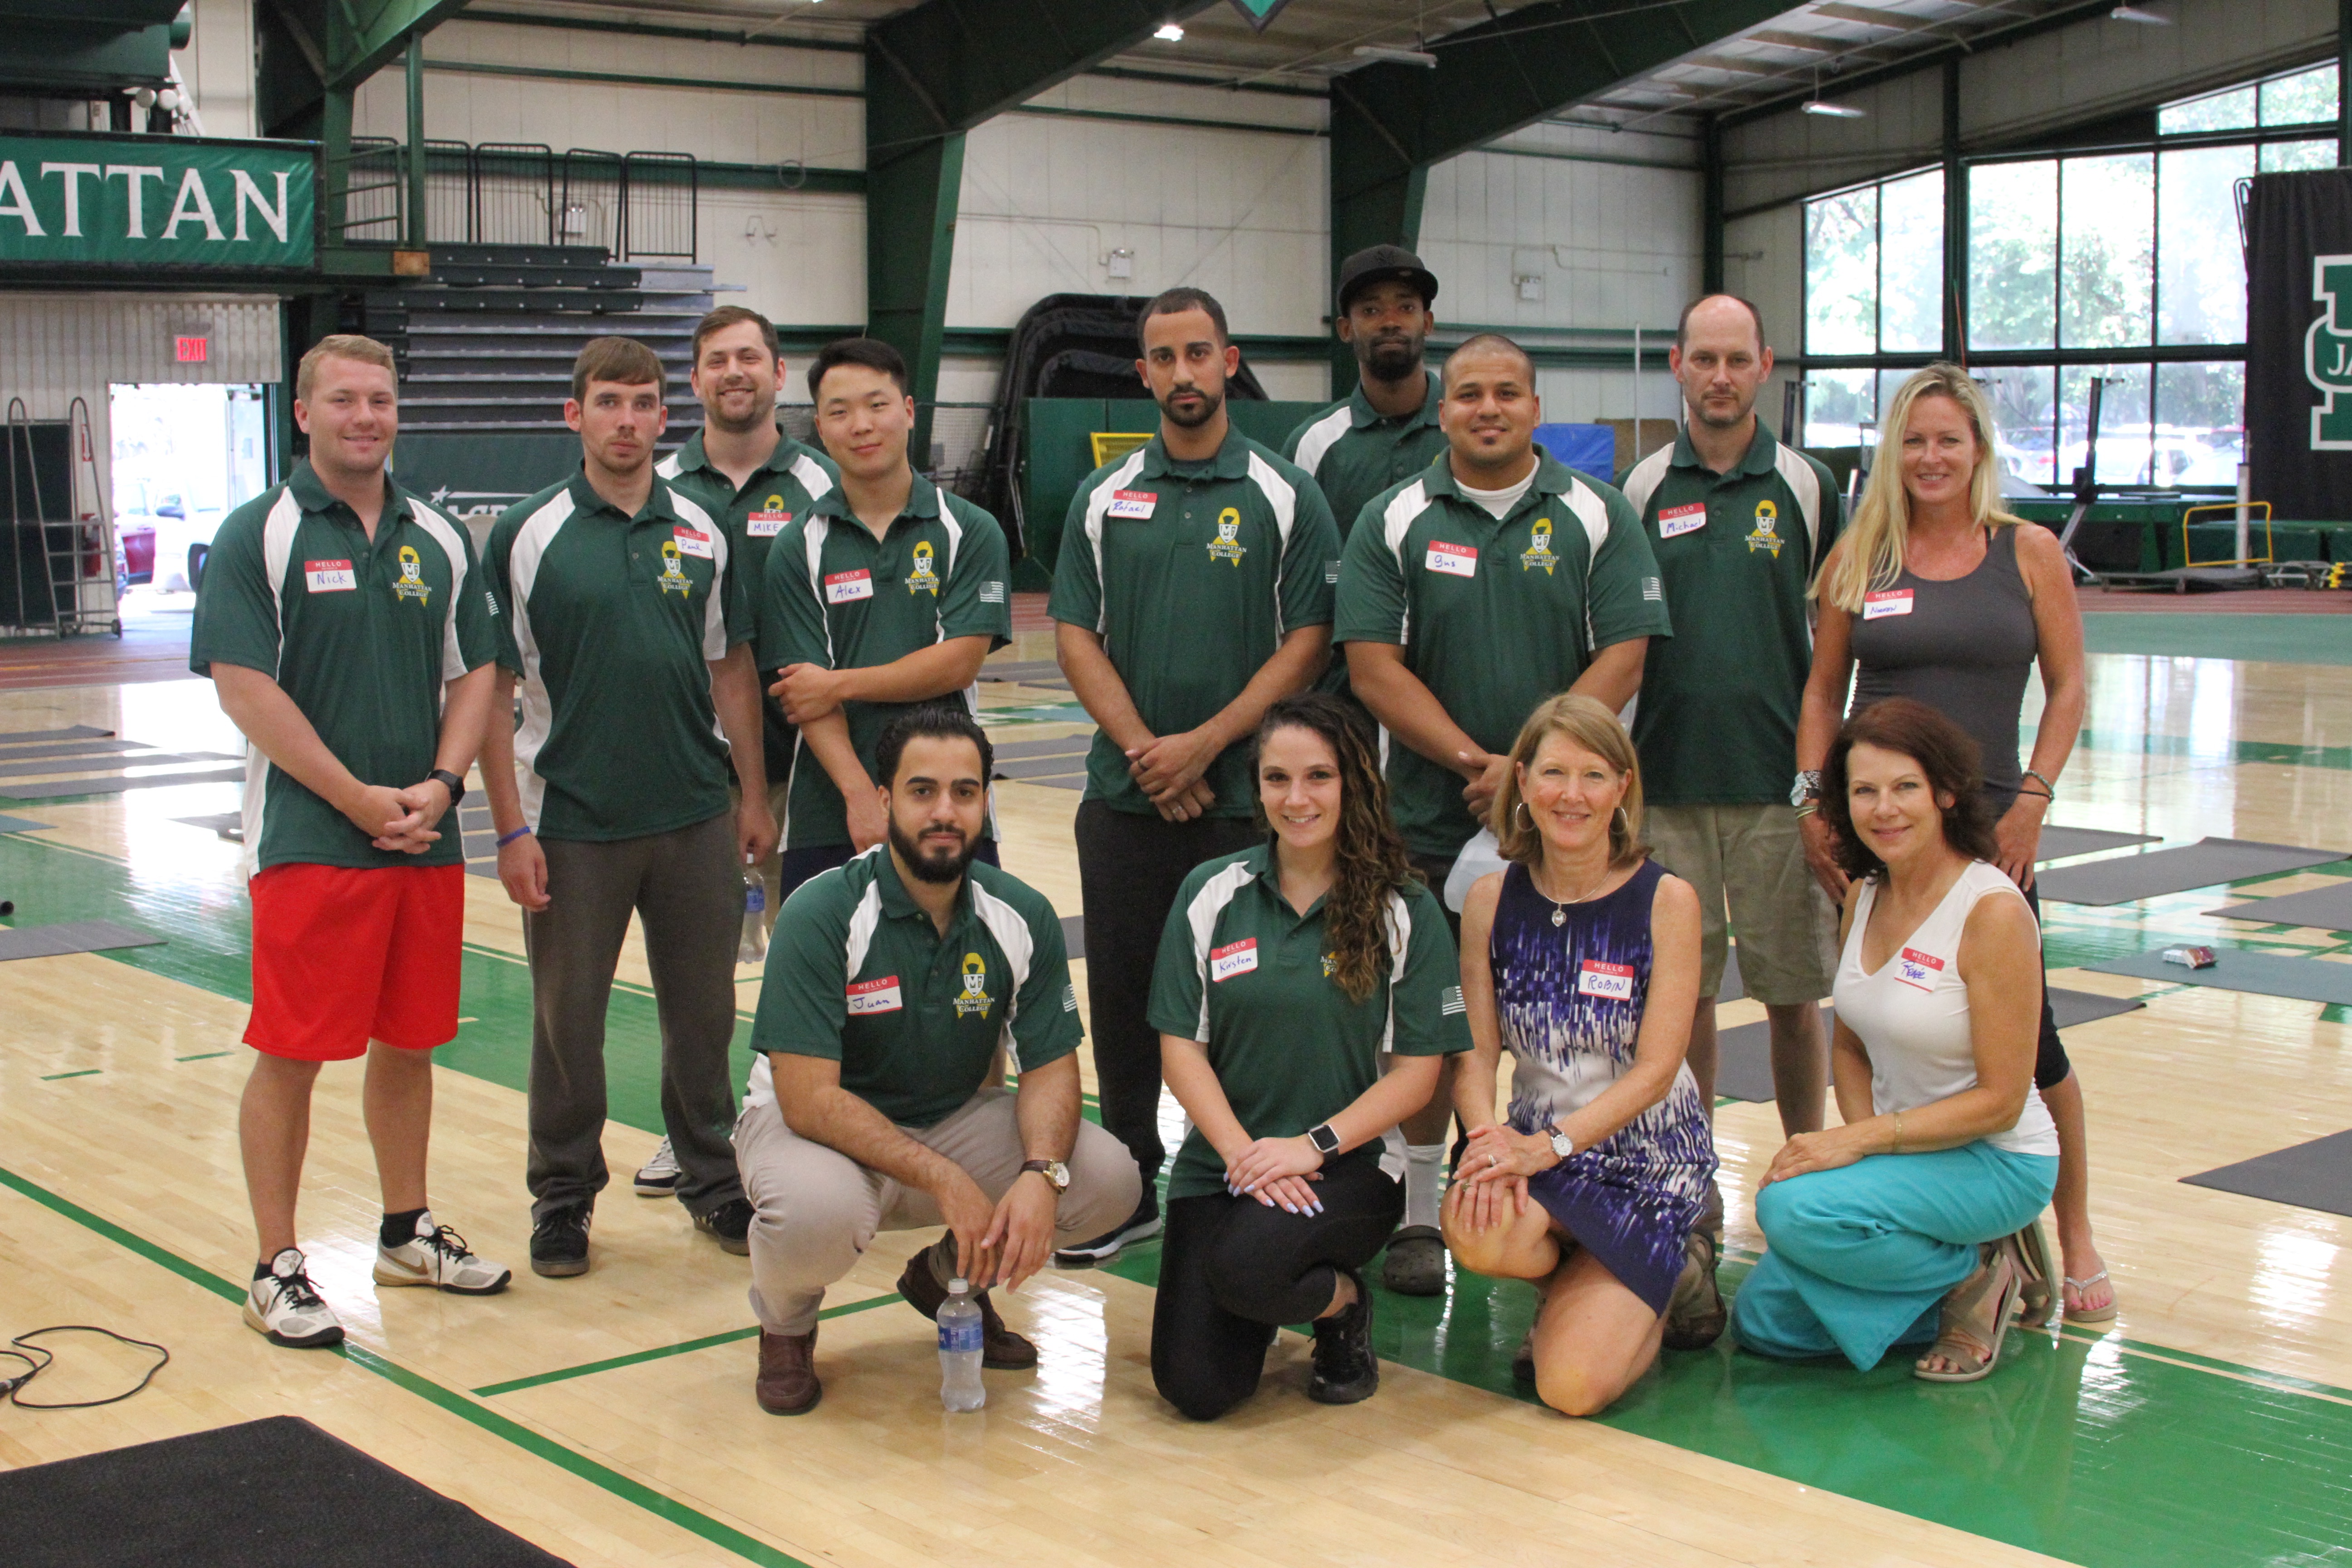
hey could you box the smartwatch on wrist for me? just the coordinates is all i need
[428,769,467,808]
[1019,1158,1069,1194]
[1306,1122,1342,1157]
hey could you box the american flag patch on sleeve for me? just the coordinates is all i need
[1441,985,1466,1015]
[979,581,1006,603]
[1642,577,1663,601]
[1063,984,1078,1012]
[1325,558,1343,584]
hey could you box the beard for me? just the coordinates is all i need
[1159,382,1225,430]
[704,381,775,436]
[890,816,977,884]
[1358,333,1424,384]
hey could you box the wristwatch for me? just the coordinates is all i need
[1019,1158,1069,1194]
[1306,1122,1342,1157]
[1789,769,1822,807]
[428,769,467,808]
[1545,1124,1575,1161]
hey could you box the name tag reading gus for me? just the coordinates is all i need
[1210,937,1259,983]
[1107,490,1156,519]
[1658,503,1707,539]
[847,975,903,1014]
[1864,589,1915,620]
[824,568,874,605]
[672,524,714,559]
[1577,959,1636,1001]
[1425,539,1478,578]
[304,559,356,592]
[746,511,791,538]
[1896,946,1945,992]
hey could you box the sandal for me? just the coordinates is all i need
[1662,1226,1727,1351]
[1915,1240,2024,1384]
[2063,1269,2119,1326]
[2013,1220,2055,1329]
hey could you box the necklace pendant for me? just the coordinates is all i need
[1551,905,1567,928]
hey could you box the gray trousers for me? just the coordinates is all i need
[524,810,745,1220]
[737,1088,1142,1335]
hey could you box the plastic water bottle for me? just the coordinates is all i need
[937,1278,985,1411]
[736,871,767,965]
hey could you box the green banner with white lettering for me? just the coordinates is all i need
[0,132,316,271]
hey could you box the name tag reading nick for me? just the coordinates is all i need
[304,559,356,592]
[746,511,791,538]
[824,568,874,605]
[1863,589,1915,620]
[672,524,714,559]
[1210,937,1259,982]
[1896,946,1945,991]
[1576,959,1636,1001]
[1107,490,1157,519]
[847,975,903,1014]
[1658,503,1707,539]
[1425,539,1478,578]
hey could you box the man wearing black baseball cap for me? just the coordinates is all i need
[1283,245,1447,545]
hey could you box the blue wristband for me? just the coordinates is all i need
[497,826,533,848]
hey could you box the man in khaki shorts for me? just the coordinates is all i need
[1617,294,1842,1143]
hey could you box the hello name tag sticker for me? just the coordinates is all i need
[824,568,874,605]
[1107,490,1157,519]
[1864,589,1915,620]
[1210,937,1259,983]
[746,510,791,538]
[1658,503,1707,539]
[304,559,356,592]
[672,524,714,559]
[1896,946,1945,992]
[847,975,903,1014]
[1425,539,1478,578]
[1577,959,1636,1001]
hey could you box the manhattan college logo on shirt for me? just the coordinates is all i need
[392,544,431,604]
[656,539,693,595]
[906,539,942,596]
[1745,498,1784,557]
[1519,516,1559,575]
[954,953,993,1017]
[1206,506,1246,565]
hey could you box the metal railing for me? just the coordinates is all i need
[327,137,697,260]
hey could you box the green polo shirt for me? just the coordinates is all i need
[761,472,1013,850]
[1146,843,1469,1201]
[486,469,751,842]
[1048,429,1341,817]
[1281,373,1448,544]
[191,462,497,874]
[657,429,840,789]
[1617,421,1841,806]
[1335,449,1672,859]
[747,847,1081,1128]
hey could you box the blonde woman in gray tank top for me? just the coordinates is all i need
[1792,364,2117,1329]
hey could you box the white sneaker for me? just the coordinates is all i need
[373,1212,514,1295]
[634,1137,681,1196]
[244,1248,345,1348]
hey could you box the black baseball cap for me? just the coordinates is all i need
[1336,245,1438,311]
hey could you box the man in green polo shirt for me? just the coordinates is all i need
[1284,245,1448,544]
[1049,285,1341,1264]
[481,336,778,1279]
[1617,294,1842,1143]
[735,705,1139,1414]
[764,336,1012,900]
[1338,331,1671,1294]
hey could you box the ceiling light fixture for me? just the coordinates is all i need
[1354,44,1440,68]
[1801,98,1866,118]
[2109,4,2171,21]
[1154,22,1184,40]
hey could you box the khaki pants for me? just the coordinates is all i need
[737,1087,1141,1334]
[1646,802,1839,1004]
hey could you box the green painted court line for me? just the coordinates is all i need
[474,1292,905,1397]
[39,1068,102,1079]
[175,1051,231,1062]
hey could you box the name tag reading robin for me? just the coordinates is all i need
[1895,947,1945,992]
[1576,959,1636,1001]
[824,568,874,605]
[1210,937,1259,983]
[746,511,791,538]
[672,524,714,559]
[1658,503,1707,539]
[304,559,356,592]
[846,975,903,1014]
[1425,539,1478,578]
[1864,589,1915,620]
[1107,490,1156,519]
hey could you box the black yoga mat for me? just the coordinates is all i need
[0,920,165,962]
[0,725,113,744]
[2182,1129,2352,1219]
[2036,825,2160,860]
[1714,989,2147,1103]
[2204,878,2352,934]
[2082,947,2352,1006]
[2035,838,2348,906]
[0,766,245,800]
[0,812,54,834]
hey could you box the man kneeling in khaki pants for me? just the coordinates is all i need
[736,702,1140,1413]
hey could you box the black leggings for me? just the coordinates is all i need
[2022,880,2071,1092]
[1150,1151,1403,1421]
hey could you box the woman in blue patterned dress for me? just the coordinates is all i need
[1444,693,1718,1416]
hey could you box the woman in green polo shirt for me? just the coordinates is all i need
[1146,692,1470,1421]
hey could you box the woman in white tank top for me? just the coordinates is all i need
[1730,698,2059,1383]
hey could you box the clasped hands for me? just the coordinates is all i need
[1444,1123,1557,1233]
[343,777,456,855]
[932,1164,1060,1293]
[1126,727,1222,823]
[1221,1135,1326,1215]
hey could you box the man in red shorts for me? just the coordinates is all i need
[191,333,511,1348]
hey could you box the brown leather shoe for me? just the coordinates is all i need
[896,1244,1037,1370]
[756,1327,821,1415]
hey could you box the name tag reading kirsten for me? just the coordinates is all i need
[1107,490,1157,519]
[825,568,874,605]
[1210,937,1259,982]
[1658,503,1707,539]
[304,559,356,592]
[1576,959,1636,1001]
[847,975,903,1014]
[1863,589,1915,620]
[746,511,791,537]
[1895,947,1945,992]
[1425,539,1478,578]
[672,524,714,559]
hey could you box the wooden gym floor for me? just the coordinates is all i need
[1,604,2350,1567]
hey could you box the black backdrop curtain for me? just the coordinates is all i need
[2246,167,2352,521]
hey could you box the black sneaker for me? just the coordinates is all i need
[695,1197,753,1256]
[1308,1270,1379,1405]
[1051,1197,1162,1267]
[530,1202,592,1277]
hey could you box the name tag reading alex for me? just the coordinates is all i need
[672,524,714,559]
[847,975,903,1014]
[304,559,356,593]
[824,568,874,605]
[1864,589,1915,620]
[1658,503,1707,539]
[1576,959,1636,1001]
[1210,937,1259,983]
[1895,947,1945,992]
[1425,539,1478,578]
[1107,490,1156,519]
[746,511,791,538]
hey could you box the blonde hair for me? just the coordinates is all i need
[295,333,397,402]
[1490,694,1648,870]
[1815,362,2024,613]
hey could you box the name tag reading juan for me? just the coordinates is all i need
[304,559,356,592]
[1658,503,1707,539]
[1863,589,1915,620]
[824,568,874,605]
[746,511,791,538]
[672,524,714,559]
[1425,539,1478,578]
[1210,937,1259,983]
[847,975,903,1014]
[1896,946,1945,992]
[1577,959,1636,1001]
[1107,490,1157,519]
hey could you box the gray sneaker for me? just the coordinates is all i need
[634,1137,681,1196]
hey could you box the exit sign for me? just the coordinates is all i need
[175,335,207,363]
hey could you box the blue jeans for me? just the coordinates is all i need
[1731,1142,2058,1370]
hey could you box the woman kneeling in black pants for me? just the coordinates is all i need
[1147,693,1470,1420]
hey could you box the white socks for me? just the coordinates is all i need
[1404,1142,1446,1231]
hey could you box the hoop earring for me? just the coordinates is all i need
[1613,805,1629,833]
[1514,801,1531,826]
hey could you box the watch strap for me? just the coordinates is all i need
[427,769,466,806]
[1019,1158,1068,1191]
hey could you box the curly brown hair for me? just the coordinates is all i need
[1252,693,1419,1003]
[1823,697,2000,881]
